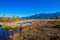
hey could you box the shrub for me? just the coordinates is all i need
[0,25,2,27]
[56,23,60,28]
[56,16,60,19]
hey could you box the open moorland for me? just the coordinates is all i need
[9,19,60,40]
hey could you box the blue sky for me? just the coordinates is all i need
[0,0,60,17]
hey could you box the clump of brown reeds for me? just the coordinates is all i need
[9,19,60,40]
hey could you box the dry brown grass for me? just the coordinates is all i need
[0,20,34,28]
[9,19,60,40]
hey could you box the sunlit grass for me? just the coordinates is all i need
[56,23,60,28]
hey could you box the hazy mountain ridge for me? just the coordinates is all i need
[23,12,60,19]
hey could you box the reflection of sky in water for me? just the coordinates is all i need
[20,23,24,27]
[3,30,9,40]
[20,22,32,27]
[0,27,4,40]
[26,21,32,25]
[0,27,3,36]
[0,27,20,40]
[0,22,31,40]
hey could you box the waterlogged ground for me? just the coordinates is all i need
[0,20,33,28]
[10,19,60,40]
[0,21,32,40]
[0,27,20,40]
[0,19,60,40]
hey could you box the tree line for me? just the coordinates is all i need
[0,14,19,22]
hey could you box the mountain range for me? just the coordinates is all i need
[23,12,60,19]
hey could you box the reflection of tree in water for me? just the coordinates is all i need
[0,26,21,40]
[0,21,32,40]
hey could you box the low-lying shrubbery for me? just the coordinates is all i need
[56,23,60,28]
[9,20,60,40]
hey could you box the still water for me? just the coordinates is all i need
[0,22,32,40]
[0,27,4,40]
[0,27,20,40]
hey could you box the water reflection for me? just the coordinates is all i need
[20,23,24,27]
[20,22,32,28]
[0,22,32,40]
[0,27,4,40]
[26,21,32,25]
[3,30,9,40]
[0,27,21,40]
